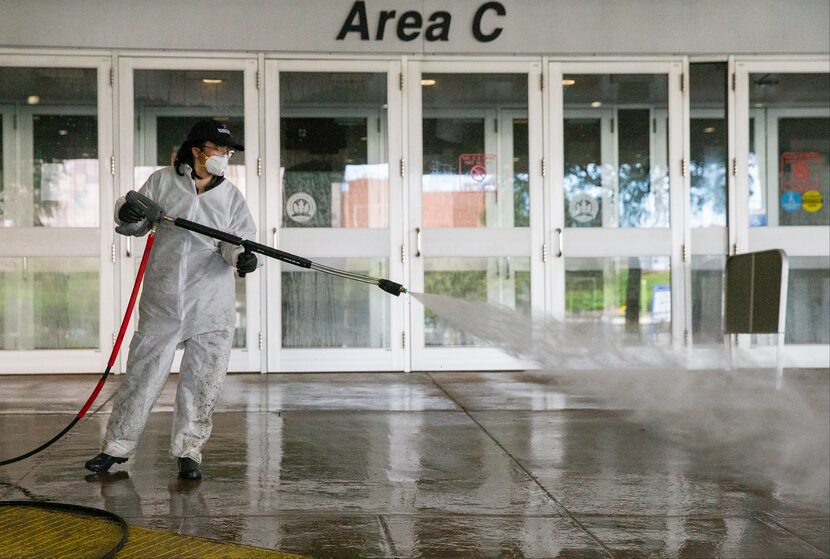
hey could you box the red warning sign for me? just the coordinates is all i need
[469,165,487,182]
[780,152,824,193]
[458,153,497,190]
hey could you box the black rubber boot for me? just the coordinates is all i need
[84,452,128,473]
[178,457,202,480]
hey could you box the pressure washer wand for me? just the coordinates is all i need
[120,190,405,295]
[162,214,408,297]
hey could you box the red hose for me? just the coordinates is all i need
[78,231,155,418]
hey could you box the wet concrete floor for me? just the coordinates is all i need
[1,371,828,558]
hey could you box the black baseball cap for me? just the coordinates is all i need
[186,119,244,152]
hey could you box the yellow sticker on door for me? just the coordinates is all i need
[802,190,823,213]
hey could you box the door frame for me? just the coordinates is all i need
[264,58,405,372]
[407,59,544,372]
[547,59,688,359]
[734,57,830,368]
[115,55,261,373]
[0,53,114,374]
[685,106,730,366]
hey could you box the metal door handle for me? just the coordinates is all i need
[272,227,278,248]
[554,228,563,257]
[126,237,133,258]
[415,227,422,257]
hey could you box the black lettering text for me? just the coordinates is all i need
[397,10,422,42]
[337,1,370,40]
[472,1,505,42]
[425,11,451,41]
[376,10,397,40]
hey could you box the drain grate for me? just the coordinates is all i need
[0,501,308,559]
[0,502,127,559]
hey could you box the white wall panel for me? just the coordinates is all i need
[1,0,828,55]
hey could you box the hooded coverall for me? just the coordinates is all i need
[102,166,255,463]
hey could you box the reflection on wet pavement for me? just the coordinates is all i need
[1,371,828,558]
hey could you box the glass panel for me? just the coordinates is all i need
[786,257,830,344]
[777,118,830,225]
[280,73,388,228]
[133,69,248,347]
[424,257,531,347]
[565,257,671,344]
[0,114,3,218]
[690,63,727,228]
[513,118,530,226]
[691,255,725,345]
[0,257,99,350]
[563,118,602,227]
[0,257,5,345]
[749,72,830,227]
[0,67,98,228]
[563,74,669,228]
[232,276,246,349]
[282,258,389,348]
[133,70,245,193]
[422,74,528,228]
[748,116,765,225]
[33,114,98,227]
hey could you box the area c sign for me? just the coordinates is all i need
[336,1,507,43]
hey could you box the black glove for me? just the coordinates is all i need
[236,252,258,275]
[118,198,145,223]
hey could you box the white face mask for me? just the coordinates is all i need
[204,154,229,176]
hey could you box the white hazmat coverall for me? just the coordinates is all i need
[103,166,255,463]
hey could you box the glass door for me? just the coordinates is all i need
[408,61,544,371]
[265,60,404,372]
[0,56,114,373]
[117,57,261,372]
[548,61,687,360]
[686,61,730,367]
[735,59,830,368]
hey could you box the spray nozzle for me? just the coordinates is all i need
[378,279,407,297]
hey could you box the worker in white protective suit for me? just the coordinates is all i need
[85,120,258,480]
